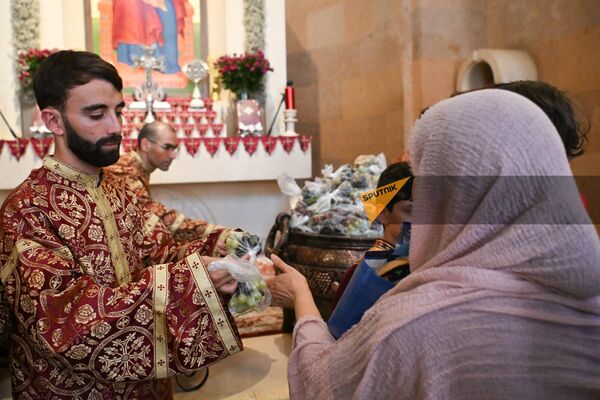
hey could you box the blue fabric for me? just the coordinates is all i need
[327,250,396,339]
[117,0,181,74]
[327,222,412,339]
[391,222,411,257]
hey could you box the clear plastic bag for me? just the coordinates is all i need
[321,164,334,178]
[277,173,303,209]
[302,180,329,205]
[208,255,272,316]
[290,212,309,229]
[279,154,388,237]
[225,231,262,261]
[330,164,353,187]
[354,153,386,174]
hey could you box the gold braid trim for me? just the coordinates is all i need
[186,253,241,355]
[143,213,160,236]
[89,184,131,285]
[1,240,74,283]
[153,263,169,379]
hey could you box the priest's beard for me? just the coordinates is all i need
[63,115,122,167]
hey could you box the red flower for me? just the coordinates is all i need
[16,48,58,93]
[213,50,273,98]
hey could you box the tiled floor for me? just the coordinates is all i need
[0,334,291,399]
[173,333,291,400]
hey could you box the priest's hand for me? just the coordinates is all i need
[202,256,238,295]
[268,255,321,319]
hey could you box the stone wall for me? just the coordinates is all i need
[286,0,407,171]
[287,0,600,183]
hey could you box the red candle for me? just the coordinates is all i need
[285,86,295,110]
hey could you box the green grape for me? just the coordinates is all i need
[256,280,267,290]
[235,304,247,314]
[252,292,263,304]
[237,293,248,304]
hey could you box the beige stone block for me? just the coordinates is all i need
[355,33,404,76]
[307,2,346,50]
[343,0,374,43]
[339,70,403,119]
[317,79,343,119]
[295,86,321,123]
[286,51,319,87]
[412,57,460,111]
[413,0,486,58]
[485,0,600,46]
[531,28,600,92]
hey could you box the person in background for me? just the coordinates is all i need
[495,80,591,209]
[494,80,589,160]
[0,50,242,399]
[107,120,259,255]
[268,89,600,399]
[331,162,413,310]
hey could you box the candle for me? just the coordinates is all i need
[285,86,295,110]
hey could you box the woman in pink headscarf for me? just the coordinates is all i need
[268,89,600,399]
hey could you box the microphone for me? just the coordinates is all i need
[267,80,293,136]
[0,108,19,139]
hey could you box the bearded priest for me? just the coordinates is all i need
[0,50,242,399]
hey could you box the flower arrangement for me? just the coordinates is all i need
[17,48,56,94]
[214,50,273,99]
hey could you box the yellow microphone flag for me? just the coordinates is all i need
[360,177,410,223]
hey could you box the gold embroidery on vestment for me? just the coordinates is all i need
[187,253,241,355]
[153,263,169,379]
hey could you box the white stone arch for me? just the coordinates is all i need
[457,49,538,92]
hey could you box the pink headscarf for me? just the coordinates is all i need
[406,89,600,298]
[287,89,600,399]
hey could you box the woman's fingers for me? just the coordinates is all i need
[270,254,291,273]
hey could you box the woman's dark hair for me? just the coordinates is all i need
[33,50,123,111]
[377,162,413,211]
[495,80,589,159]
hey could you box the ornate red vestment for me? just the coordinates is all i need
[0,157,241,399]
[106,151,230,247]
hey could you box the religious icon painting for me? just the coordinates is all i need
[86,0,206,91]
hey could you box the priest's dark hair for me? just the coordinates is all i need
[33,50,123,111]
[494,80,589,159]
[377,162,413,211]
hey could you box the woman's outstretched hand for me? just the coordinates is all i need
[268,254,321,319]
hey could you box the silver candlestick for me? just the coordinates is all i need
[183,59,209,110]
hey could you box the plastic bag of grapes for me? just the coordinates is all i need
[225,231,263,260]
[208,255,272,316]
